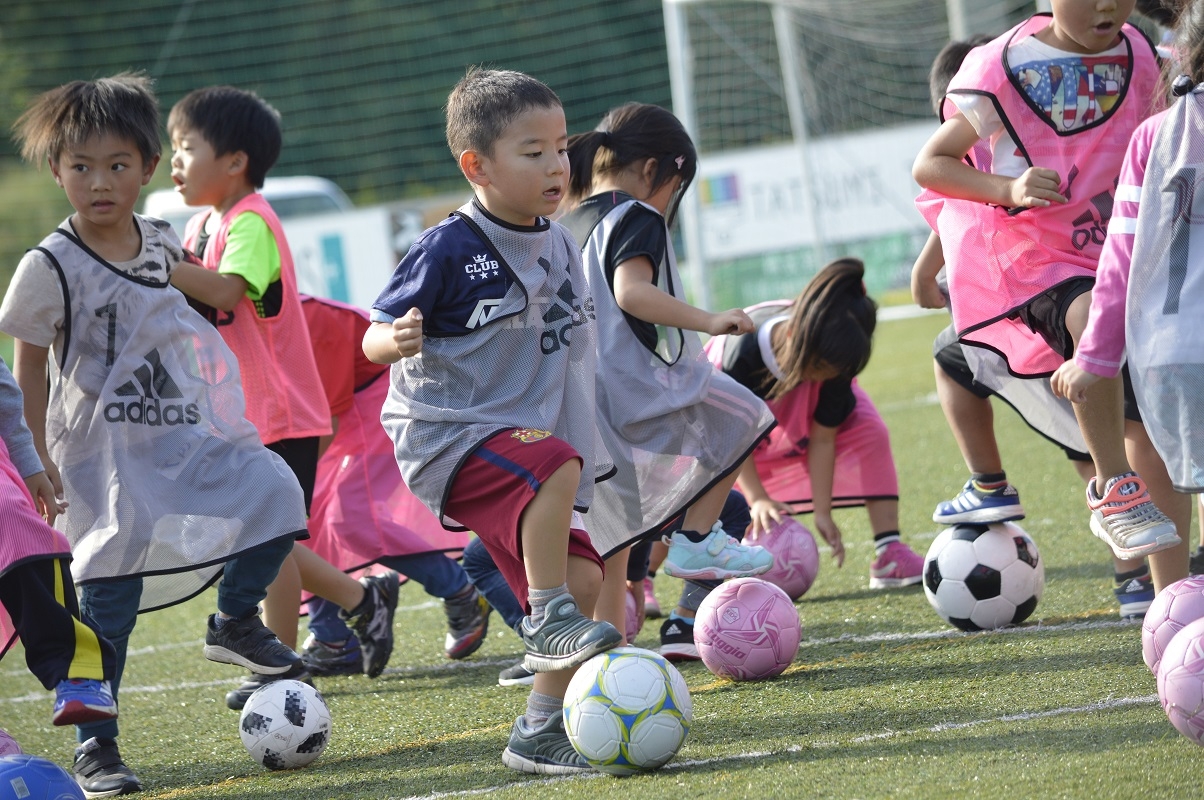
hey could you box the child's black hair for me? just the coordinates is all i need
[445,67,562,160]
[167,86,282,189]
[13,72,160,166]
[566,102,697,226]
[928,34,994,116]
[770,258,876,400]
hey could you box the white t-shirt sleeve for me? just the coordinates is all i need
[949,93,1005,141]
[0,249,66,349]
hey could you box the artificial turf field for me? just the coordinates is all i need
[1,311,1199,799]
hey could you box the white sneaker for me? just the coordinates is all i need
[661,523,774,581]
[1087,473,1180,559]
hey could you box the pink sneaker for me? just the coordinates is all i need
[869,541,924,589]
[643,577,663,619]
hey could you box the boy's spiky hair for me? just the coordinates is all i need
[12,72,161,166]
[445,67,561,160]
[168,86,282,188]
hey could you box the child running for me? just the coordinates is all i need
[165,86,399,708]
[1049,8,1204,591]
[298,294,490,672]
[363,68,621,774]
[0,354,119,742]
[706,258,927,588]
[912,1,1180,563]
[913,34,1154,617]
[559,102,775,654]
[0,73,307,796]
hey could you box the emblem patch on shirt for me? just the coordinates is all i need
[511,428,551,443]
[103,348,200,426]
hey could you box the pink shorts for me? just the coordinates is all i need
[444,429,603,613]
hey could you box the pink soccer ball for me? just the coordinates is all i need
[1143,575,1204,674]
[744,517,820,600]
[625,588,641,643]
[694,577,801,680]
[0,729,20,756]
[1156,616,1204,746]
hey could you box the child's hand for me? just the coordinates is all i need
[392,309,424,358]
[812,513,845,567]
[707,309,754,337]
[1050,361,1100,404]
[910,272,947,309]
[749,497,794,536]
[1007,167,1066,208]
[24,469,67,525]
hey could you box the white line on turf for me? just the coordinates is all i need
[0,616,1138,702]
[392,694,1158,800]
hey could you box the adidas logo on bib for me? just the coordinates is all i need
[103,348,200,426]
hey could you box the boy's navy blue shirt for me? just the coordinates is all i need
[371,204,522,335]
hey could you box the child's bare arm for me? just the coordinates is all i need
[170,261,250,312]
[910,231,947,309]
[913,115,1066,209]
[12,340,63,501]
[613,256,753,336]
[363,311,423,364]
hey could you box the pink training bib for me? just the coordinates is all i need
[917,14,1157,376]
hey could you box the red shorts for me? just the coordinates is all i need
[444,429,603,613]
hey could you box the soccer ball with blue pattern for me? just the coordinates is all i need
[563,646,692,775]
[0,754,84,799]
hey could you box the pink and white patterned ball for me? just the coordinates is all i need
[694,577,801,680]
[744,517,820,601]
[1157,616,1204,746]
[0,729,21,757]
[1142,575,1204,674]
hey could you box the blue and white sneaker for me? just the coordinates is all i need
[661,523,774,581]
[933,479,1025,525]
[1114,573,1155,620]
[52,679,117,726]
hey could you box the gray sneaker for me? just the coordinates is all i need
[444,585,490,660]
[520,593,621,673]
[340,571,400,678]
[497,661,536,687]
[501,714,592,775]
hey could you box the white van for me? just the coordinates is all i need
[141,176,354,238]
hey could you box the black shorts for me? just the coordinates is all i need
[932,321,1090,463]
[267,436,320,514]
[1012,277,1094,361]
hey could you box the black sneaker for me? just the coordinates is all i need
[204,612,301,674]
[1191,546,1204,577]
[444,585,490,660]
[300,633,362,677]
[73,737,143,797]
[659,616,699,661]
[519,593,622,672]
[225,663,313,711]
[497,661,536,687]
[340,571,400,678]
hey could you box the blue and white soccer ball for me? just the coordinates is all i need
[563,646,692,775]
[239,679,332,770]
[923,522,1045,631]
[0,754,84,799]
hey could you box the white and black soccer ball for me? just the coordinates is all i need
[923,522,1044,631]
[239,679,332,770]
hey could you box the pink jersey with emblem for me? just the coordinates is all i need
[184,193,330,444]
[917,14,1157,376]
